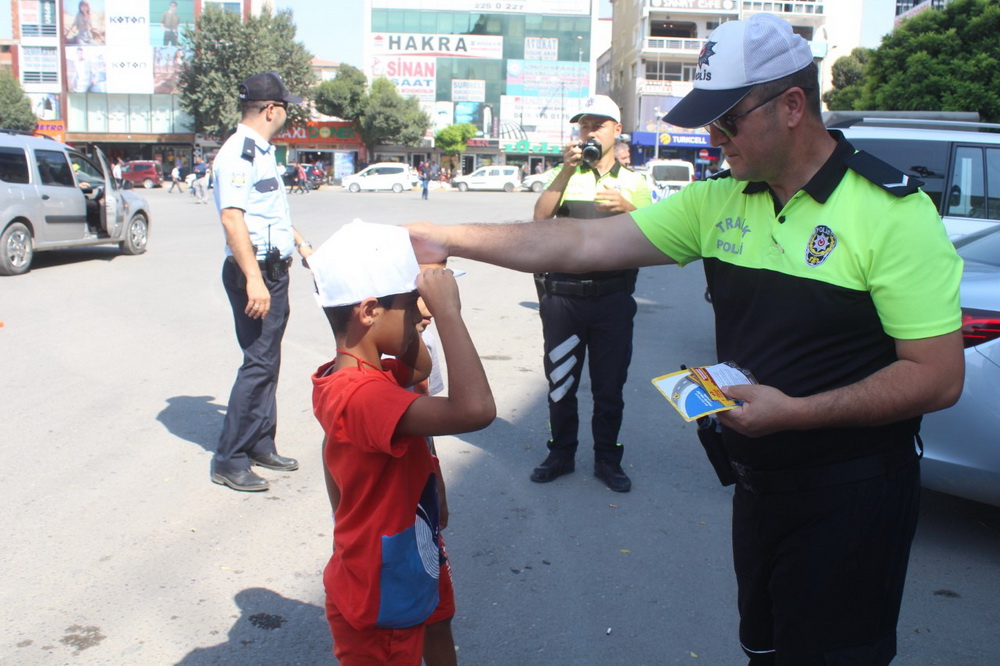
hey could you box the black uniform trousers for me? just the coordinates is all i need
[733,451,920,665]
[538,283,636,465]
[214,258,291,474]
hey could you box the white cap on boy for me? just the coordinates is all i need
[310,219,420,308]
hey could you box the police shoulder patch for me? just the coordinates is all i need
[844,150,923,197]
[805,224,837,267]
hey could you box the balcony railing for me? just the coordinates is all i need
[742,1,824,15]
[644,37,705,56]
[644,37,828,59]
[645,1,823,15]
[638,79,694,97]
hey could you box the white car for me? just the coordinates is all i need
[341,163,415,193]
[452,165,521,192]
[644,159,695,198]
[522,169,555,193]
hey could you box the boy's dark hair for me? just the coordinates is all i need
[323,294,396,334]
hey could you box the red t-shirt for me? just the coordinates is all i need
[313,358,442,631]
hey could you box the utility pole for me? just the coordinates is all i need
[654,107,661,159]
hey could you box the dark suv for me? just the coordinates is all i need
[121,160,164,188]
[827,113,1000,240]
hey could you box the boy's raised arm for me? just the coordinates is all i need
[396,267,496,437]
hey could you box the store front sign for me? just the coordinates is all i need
[275,122,362,145]
[502,139,563,155]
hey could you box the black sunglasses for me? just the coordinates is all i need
[260,101,288,112]
[709,88,791,138]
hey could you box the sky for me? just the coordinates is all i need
[0,0,614,62]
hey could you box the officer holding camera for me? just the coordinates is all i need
[211,72,314,492]
[530,95,652,492]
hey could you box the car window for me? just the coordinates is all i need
[35,149,76,187]
[70,153,105,187]
[988,148,1000,220]
[387,167,403,174]
[947,147,986,219]
[0,147,30,184]
[652,165,691,181]
[848,138,948,211]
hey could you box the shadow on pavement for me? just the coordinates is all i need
[157,395,226,453]
[177,587,331,665]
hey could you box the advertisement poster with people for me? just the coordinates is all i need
[63,0,193,95]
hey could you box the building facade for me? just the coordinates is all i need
[362,0,600,174]
[607,1,897,172]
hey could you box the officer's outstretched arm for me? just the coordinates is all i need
[407,214,674,274]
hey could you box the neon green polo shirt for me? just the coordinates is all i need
[630,132,962,469]
[549,162,653,219]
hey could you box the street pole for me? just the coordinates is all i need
[654,106,661,160]
[560,81,565,146]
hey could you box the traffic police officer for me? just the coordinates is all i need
[531,95,653,492]
[211,72,314,492]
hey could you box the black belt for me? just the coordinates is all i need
[536,274,634,298]
[226,255,292,275]
[730,440,921,495]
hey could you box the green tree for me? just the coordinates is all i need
[0,73,38,131]
[178,6,315,137]
[313,68,430,156]
[313,64,367,120]
[435,123,478,154]
[822,47,871,111]
[859,0,1000,121]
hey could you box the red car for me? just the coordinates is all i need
[121,160,164,188]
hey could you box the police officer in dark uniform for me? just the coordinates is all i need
[531,95,653,492]
[211,72,314,492]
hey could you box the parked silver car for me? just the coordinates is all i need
[1,130,150,275]
[920,226,1000,507]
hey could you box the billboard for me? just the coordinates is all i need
[63,0,193,97]
[370,0,590,16]
[371,33,503,59]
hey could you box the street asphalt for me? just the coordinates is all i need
[1,183,998,665]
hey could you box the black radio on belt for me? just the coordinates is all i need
[264,246,284,280]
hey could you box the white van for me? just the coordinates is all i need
[341,163,415,193]
[452,165,521,192]
[644,159,695,198]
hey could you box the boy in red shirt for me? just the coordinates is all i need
[309,220,495,664]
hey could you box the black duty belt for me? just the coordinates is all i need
[730,439,921,495]
[226,255,292,275]
[536,274,634,298]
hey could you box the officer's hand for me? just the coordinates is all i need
[563,142,583,168]
[245,276,271,319]
[594,183,635,214]
[406,222,451,264]
[717,384,800,438]
[299,244,314,269]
